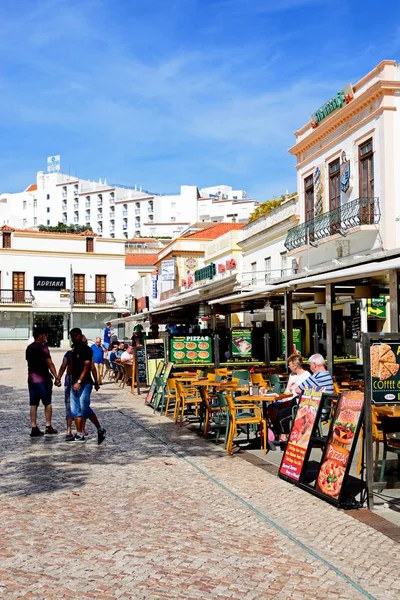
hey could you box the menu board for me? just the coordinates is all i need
[231,329,252,358]
[316,391,364,503]
[170,336,212,364]
[136,347,147,384]
[279,390,322,482]
[145,339,165,360]
[370,341,400,404]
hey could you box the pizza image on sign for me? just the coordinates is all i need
[370,343,399,380]
[317,457,346,498]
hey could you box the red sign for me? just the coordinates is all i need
[316,391,364,501]
[279,391,322,481]
[218,263,226,273]
[160,288,179,301]
[226,258,236,270]
[136,296,149,312]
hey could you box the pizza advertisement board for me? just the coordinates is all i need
[315,391,364,504]
[279,390,323,482]
[370,341,400,404]
[170,336,212,364]
[231,329,252,358]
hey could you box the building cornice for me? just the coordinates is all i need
[0,249,125,260]
[290,78,400,157]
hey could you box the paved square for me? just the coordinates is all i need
[0,350,399,600]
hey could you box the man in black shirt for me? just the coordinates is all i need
[69,328,105,443]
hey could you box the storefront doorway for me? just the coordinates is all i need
[33,313,64,347]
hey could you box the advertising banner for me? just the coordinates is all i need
[151,275,158,300]
[370,341,400,404]
[47,155,61,173]
[282,329,302,354]
[170,336,212,364]
[231,329,252,357]
[34,276,66,291]
[316,391,364,503]
[279,390,322,482]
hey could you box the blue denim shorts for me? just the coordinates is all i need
[70,383,93,419]
[29,381,53,406]
[65,384,94,420]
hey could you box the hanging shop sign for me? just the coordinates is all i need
[281,329,302,355]
[151,275,158,300]
[136,296,149,312]
[218,263,226,274]
[279,390,323,482]
[313,165,324,216]
[226,258,237,270]
[367,297,386,319]
[170,336,212,364]
[34,276,66,291]
[340,151,352,194]
[315,391,364,504]
[311,84,354,127]
[161,259,176,281]
[231,329,252,358]
[194,263,216,282]
[370,340,400,404]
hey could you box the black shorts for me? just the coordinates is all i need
[28,381,53,407]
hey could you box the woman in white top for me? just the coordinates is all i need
[285,354,310,398]
[267,354,309,441]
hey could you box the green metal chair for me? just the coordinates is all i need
[216,392,231,448]
[269,374,286,393]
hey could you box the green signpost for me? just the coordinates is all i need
[367,297,387,319]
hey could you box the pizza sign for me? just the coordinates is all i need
[370,341,400,404]
[316,391,364,503]
[279,390,322,482]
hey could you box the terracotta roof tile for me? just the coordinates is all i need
[126,238,160,243]
[183,223,244,240]
[25,184,37,192]
[125,254,159,266]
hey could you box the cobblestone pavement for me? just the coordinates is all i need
[1,350,399,600]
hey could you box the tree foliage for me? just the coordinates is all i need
[248,193,297,223]
[38,222,93,233]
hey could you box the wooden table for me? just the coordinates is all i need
[235,393,292,418]
[373,405,400,418]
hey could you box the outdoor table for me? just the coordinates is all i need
[373,405,400,418]
[235,393,292,419]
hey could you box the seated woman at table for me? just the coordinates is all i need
[266,354,310,441]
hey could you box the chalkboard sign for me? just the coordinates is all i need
[145,339,165,360]
[145,362,164,405]
[351,302,361,341]
[136,347,147,384]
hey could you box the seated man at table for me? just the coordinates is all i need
[295,353,334,395]
[120,345,134,366]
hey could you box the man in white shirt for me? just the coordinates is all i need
[120,345,133,366]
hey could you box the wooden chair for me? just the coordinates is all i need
[114,363,125,385]
[224,393,267,455]
[215,368,228,378]
[174,381,202,426]
[103,358,114,381]
[250,372,268,388]
[164,378,178,416]
[200,386,222,438]
[120,363,132,389]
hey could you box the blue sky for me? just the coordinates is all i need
[0,0,399,200]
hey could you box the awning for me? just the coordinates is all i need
[208,285,280,305]
[287,257,400,288]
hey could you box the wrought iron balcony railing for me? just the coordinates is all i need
[0,289,35,304]
[73,291,115,305]
[284,197,380,251]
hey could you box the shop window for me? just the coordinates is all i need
[86,237,94,253]
[280,252,287,277]
[264,257,271,283]
[2,232,11,248]
[304,175,314,222]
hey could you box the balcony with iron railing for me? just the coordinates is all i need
[0,289,35,304]
[73,291,115,305]
[285,197,380,251]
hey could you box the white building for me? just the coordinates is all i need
[0,226,127,348]
[0,166,258,240]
